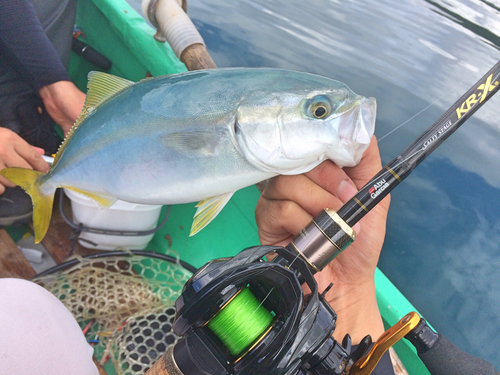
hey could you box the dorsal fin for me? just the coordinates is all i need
[52,72,134,167]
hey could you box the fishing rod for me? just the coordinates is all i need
[146,60,500,375]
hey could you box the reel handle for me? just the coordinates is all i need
[349,312,420,375]
[348,312,500,375]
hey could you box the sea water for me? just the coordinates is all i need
[130,0,500,368]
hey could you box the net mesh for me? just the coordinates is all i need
[33,252,192,375]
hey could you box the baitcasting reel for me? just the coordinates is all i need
[146,243,499,375]
[162,245,370,375]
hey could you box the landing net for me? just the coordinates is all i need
[33,251,193,375]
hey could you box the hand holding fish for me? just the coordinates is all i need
[255,136,391,344]
[38,81,86,136]
[0,128,49,195]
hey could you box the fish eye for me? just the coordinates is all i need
[306,95,332,119]
[313,104,328,118]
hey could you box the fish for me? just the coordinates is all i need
[0,68,376,243]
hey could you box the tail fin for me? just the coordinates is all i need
[0,167,55,243]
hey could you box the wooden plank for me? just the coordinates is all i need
[0,228,36,279]
[93,359,107,375]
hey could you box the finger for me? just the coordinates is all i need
[3,151,34,170]
[256,196,313,246]
[262,174,342,216]
[32,146,45,155]
[304,137,382,200]
[0,181,7,194]
[304,160,359,203]
[15,142,49,172]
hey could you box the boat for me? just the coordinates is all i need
[2,0,430,373]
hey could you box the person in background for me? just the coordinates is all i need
[0,0,86,226]
[255,136,394,373]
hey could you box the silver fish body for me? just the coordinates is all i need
[47,68,375,204]
[1,68,376,241]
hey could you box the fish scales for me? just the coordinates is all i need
[0,68,376,242]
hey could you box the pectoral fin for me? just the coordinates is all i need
[160,129,225,157]
[190,192,234,236]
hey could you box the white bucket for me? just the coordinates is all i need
[64,189,163,250]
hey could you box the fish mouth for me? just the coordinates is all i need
[355,97,376,144]
[338,97,376,145]
[332,96,376,167]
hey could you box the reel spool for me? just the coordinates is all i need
[206,286,275,357]
[168,245,367,375]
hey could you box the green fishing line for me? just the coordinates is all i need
[207,287,274,356]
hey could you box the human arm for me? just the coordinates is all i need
[0,0,85,136]
[0,128,49,195]
[255,136,390,344]
[0,0,70,90]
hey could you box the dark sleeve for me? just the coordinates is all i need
[0,0,71,92]
[372,351,396,375]
[352,344,395,375]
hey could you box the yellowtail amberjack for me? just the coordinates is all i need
[0,68,376,243]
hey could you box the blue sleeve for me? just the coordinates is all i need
[0,0,71,92]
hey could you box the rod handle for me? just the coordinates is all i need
[71,38,112,70]
[406,318,500,375]
[146,347,184,375]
